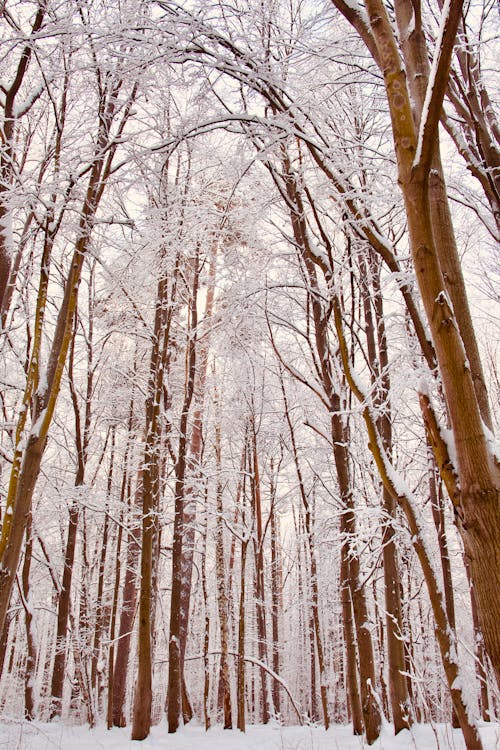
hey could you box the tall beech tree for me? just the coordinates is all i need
[329,0,499,688]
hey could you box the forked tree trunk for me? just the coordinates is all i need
[0,5,46,311]
[361,0,499,692]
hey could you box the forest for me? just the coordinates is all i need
[0,1,498,748]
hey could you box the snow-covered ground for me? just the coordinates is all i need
[1,720,498,750]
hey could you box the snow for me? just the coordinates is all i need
[30,408,47,439]
[483,421,500,464]
[1,720,498,750]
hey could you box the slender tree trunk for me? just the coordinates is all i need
[359,246,410,732]
[237,536,249,732]
[269,473,281,718]
[107,518,122,730]
[113,471,142,728]
[214,417,232,729]
[49,502,79,719]
[333,292,485,750]
[250,418,269,725]
[277,160,379,738]
[21,515,36,720]
[428,452,459,727]
[90,428,115,720]
[107,392,135,729]
[201,487,211,731]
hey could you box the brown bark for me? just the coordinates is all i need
[21,515,36,720]
[340,531,363,734]
[177,242,218,722]
[362,0,499,695]
[250,417,270,725]
[428,456,459,728]
[236,438,250,732]
[132,265,179,739]
[107,391,136,729]
[89,428,115,719]
[393,0,493,431]
[107,518,123,730]
[269,468,282,718]
[214,416,232,729]
[201,489,211,731]
[50,293,95,718]
[49,502,79,718]
[359,246,410,732]
[237,534,249,732]
[112,471,142,728]
[166,250,199,734]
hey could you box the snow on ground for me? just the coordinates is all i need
[1,720,498,750]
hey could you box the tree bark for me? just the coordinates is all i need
[166,250,199,733]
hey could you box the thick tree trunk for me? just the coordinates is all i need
[167,252,199,734]
[178,243,218,723]
[132,265,178,739]
[365,0,499,693]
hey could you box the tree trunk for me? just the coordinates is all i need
[269,477,282,718]
[360,245,410,732]
[167,251,199,734]
[250,418,269,725]
[112,471,142,728]
[21,515,36,720]
[364,0,499,692]
[214,417,232,729]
